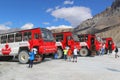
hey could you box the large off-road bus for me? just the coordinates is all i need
[78,34,102,56]
[0,28,57,63]
[53,31,81,59]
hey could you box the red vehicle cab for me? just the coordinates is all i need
[53,31,81,59]
[78,34,102,56]
[0,28,57,63]
[102,37,115,54]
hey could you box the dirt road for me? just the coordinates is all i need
[0,53,120,80]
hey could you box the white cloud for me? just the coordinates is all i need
[64,0,74,5]
[51,6,92,27]
[0,22,12,30]
[0,24,10,30]
[21,23,34,29]
[46,6,60,13]
[46,8,53,13]
[43,22,50,25]
[47,25,72,30]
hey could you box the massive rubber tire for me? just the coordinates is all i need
[57,49,63,59]
[34,54,44,63]
[79,48,89,57]
[18,50,29,64]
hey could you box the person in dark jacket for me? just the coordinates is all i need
[115,46,119,58]
[28,49,35,68]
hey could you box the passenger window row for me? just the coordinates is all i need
[0,31,32,44]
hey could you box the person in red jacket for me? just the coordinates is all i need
[67,48,72,61]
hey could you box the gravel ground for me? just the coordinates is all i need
[0,50,120,80]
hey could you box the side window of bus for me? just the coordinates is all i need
[85,35,88,41]
[28,32,32,40]
[1,35,7,44]
[15,33,22,42]
[79,35,84,42]
[23,32,31,41]
[56,34,63,42]
[23,32,28,41]
[34,33,39,39]
[8,34,14,43]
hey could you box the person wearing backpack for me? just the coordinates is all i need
[115,46,119,58]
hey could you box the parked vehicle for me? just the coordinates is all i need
[102,37,115,54]
[53,32,81,59]
[78,34,102,56]
[0,28,57,63]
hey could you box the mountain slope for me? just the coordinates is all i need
[74,0,120,47]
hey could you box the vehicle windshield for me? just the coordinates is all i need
[41,29,54,41]
[78,35,88,42]
[72,33,79,41]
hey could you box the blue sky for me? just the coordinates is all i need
[0,0,114,30]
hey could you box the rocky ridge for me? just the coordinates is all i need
[74,0,120,47]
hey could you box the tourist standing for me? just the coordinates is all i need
[28,49,36,68]
[73,47,78,62]
[67,48,72,61]
[115,46,119,58]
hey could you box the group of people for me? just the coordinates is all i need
[28,45,119,68]
[28,47,78,68]
[63,46,78,62]
[98,43,119,58]
[100,42,119,58]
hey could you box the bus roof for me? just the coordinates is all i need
[0,27,48,35]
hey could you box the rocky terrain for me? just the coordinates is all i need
[74,0,120,46]
[51,27,73,33]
